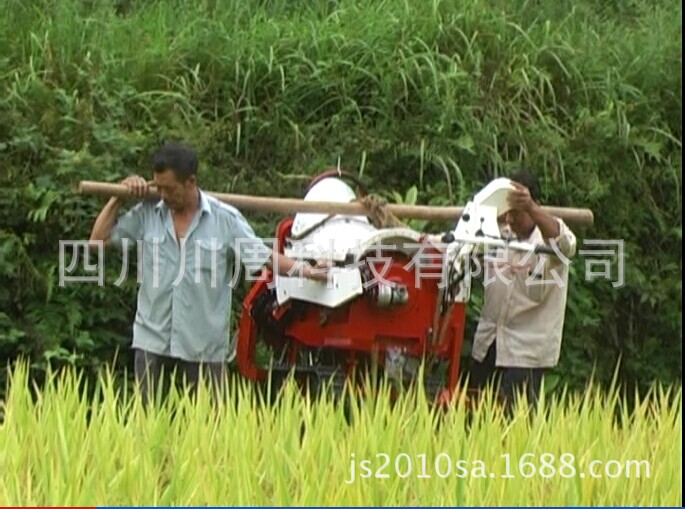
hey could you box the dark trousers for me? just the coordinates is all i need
[134,348,227,405]
[469,341,543,415]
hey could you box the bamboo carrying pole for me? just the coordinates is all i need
[78,180,594,228]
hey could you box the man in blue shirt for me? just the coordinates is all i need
[90,142,326,403]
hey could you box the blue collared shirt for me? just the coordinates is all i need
[109,190,271,362]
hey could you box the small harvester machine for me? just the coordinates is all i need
[235,171,556,403]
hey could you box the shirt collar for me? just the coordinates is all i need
[520,224,540,243]
[198,190,212,215]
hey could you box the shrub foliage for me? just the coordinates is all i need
[0,0,681,394]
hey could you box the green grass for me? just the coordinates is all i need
[0,0,680,192]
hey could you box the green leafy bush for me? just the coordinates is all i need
[0,0,681,396]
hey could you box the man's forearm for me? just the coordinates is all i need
[528,204,560,241]
[269,251,306,276]
[90,197,122,245]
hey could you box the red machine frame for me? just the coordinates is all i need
[236,214,468,402]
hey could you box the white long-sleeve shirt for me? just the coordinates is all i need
[471,218,577,368]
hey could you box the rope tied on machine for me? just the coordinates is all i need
[357,194,407,229]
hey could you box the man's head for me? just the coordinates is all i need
[502,170,541,239]
[150,142,199,212]
[510,170,541,202]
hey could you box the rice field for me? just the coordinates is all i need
[0,363,680,506]
[0,0,680,505]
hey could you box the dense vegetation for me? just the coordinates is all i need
[0,0,681,396]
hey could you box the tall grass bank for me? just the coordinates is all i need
[1,0,680,393]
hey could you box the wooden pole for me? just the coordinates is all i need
[78,180,594,228]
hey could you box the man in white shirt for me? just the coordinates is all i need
[469,171,577,414]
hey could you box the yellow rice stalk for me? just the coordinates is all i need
[0,362,680,506]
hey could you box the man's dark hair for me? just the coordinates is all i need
[151,142,198,182]
[510,170,541,202]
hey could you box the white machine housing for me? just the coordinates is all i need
[274,176,535,308]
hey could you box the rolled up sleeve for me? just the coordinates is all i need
[110,203,145,250]
[549,218,576,267]
[229,211,272,277]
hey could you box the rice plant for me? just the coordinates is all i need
[0,363,680,505]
